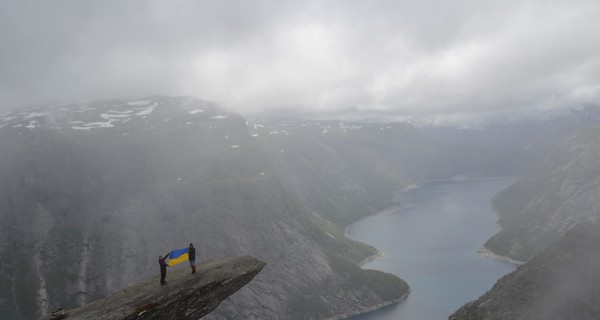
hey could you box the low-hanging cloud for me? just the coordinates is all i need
[1,0,599,125]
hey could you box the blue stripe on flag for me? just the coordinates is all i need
[169,248,189,259]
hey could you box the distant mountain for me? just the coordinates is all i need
[450,223,600,320]
[418,105,600,174]
[484,125,600,261]
[0,97,408,320]
[248,118,524,226]
[2,96,567,319]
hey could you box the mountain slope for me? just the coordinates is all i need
[249,119,521,227]
[484,125,600,261]
[450,223,600,320]
[0,97,407,320]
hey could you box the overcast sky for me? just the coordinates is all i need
[1,0,599,125]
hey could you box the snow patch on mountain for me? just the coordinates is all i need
[22,112,49,120]
[25,121,38,129]
[108,109,133,114]
[134,102,157,116]
[126,100,151,106]
[72,120,114,130]
[100,113,130,120]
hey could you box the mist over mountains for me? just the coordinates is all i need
[451,123,600,319]
[2,96,600,319]
[451,223,600,320]
[2,1,600,319]
[485,125,600,261]
[1,96,412,320]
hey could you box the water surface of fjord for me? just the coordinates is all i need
[346,178,518,320]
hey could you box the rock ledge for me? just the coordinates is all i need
[57,256,265,320]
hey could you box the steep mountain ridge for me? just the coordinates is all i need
[484,125,600,261]
[0,96,407,320]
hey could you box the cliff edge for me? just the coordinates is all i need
[52,256,265,320]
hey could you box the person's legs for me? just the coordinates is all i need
[190,260,196,274]
[160,267,167,284]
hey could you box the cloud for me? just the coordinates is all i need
[1,0,599,125]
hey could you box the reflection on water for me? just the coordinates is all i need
[346,178,518,320]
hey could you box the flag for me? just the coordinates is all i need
[167,247,189,266]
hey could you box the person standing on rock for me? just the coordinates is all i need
[189,243,196,274]
[159,253,170,285]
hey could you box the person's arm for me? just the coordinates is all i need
[164,252,170,266]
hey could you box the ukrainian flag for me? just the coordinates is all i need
[167,248,189,266]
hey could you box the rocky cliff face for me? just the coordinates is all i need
[61,256,265,320]
[484,125,600,261]
[450,223,600,320]
[0,96,408,320]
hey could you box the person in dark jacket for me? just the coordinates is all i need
[189,243,196,274]
[158,253,170,285]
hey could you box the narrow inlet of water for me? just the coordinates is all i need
[346,178,518,320]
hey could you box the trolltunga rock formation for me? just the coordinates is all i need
[57,256,265,320]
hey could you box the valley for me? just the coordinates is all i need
[1,97,599,320]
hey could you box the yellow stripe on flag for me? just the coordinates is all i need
[168,253,189,266]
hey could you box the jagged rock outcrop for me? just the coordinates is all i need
[450,223,600,320]
[484,125,600,261]
[57,256,265,320]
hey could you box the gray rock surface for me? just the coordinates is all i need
[61,256,265,320]
[485,125,600,261]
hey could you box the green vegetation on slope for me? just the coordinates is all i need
[288,253,409,320]
[305,213,377,264]
[286,212,409,319]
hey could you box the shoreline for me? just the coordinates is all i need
[344,204,403,236]
[477,246,525,265]
[339,186,412,320]
[341,176,519,319]
[481,177,524,266]
[358,250,386,268]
